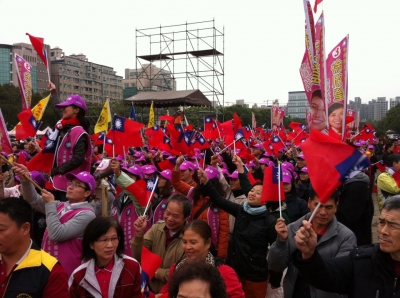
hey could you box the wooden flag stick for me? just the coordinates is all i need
[0,155,43,192]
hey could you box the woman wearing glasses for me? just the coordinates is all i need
[12,164,96,276]
[69,217,142,297]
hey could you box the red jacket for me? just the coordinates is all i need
[159,262,245,298]
[69,254,142,298]
[172,170,230,258]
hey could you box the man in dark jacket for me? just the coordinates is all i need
[292,197,400,297]
[336,171,374,245]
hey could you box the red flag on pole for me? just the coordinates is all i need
[313,0,323,13]
[26,33,48,68]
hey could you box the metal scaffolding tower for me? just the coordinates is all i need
[134,19,225,119]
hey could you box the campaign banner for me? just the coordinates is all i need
[326,36,349,140]
[0,109,12,154]
[271,107,284,130]
[346,109,357,131]
[315,13,325,106]
[14,54,32,109]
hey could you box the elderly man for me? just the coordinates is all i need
[0,198,69,297]
[268,187,356,298]
[292,196,400,297]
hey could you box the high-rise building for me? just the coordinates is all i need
[366,97,388,121]
[287,91,308,119]
[123,64,176,92]
[50,48,123,103]
[0,42,50,93]
[390,97,400,109]
[360,104,369,122]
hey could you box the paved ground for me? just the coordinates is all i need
[371,192,380,243]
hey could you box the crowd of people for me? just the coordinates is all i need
[1,86,400,298]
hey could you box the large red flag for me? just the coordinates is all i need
[261,165,285,204]
[17,109,38,139]
[313,0,323,13]
[124,180,148,206]
[300,130,370,204]
[141,245,162,280]
[0,109,12,154]
[111,116,144,156]
[26,33,48,68]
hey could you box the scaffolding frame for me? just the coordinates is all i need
[135,19,225,120]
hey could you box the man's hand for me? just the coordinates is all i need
[294,220,317,260]
[275,218,288,241]
[110,158,121,176]
[134,216,148,237]
[41,189,55,203]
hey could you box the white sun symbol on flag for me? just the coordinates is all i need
[115,119,122,130]
[45,141,54,149]
[147,180,154,189]
[31,119,37,127]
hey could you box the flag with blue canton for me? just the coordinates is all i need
[129,104,137,121]
[26,130,57,173]
[301,129,371,204]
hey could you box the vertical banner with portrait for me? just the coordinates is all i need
[271,107,285,131]
[300,7,328,134]
[325,35,349,141]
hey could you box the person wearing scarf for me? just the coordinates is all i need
[197,155,281,298]
[49,82,92,201]
[157,220,244,298]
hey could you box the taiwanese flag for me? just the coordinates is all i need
[376,160,387,172]
[145,125,165,149]
[393,171,400,188]
[354,124,375,141]
[17,109,39,140]
[301,130,370,204]
[193,131,210,151]
[233,112,242,134]
[262,141,275,156]
[204,117,215,131]
[270,135,285,156]
[243,165,256,185]
[124,180,148,206]
[313,0,323,13]
[112,116,144,156]
[289,122,306,133]
[219,120,234,144]
[157,159,175,171]
[166,124,190,155]
[141,245,162,280]
[261,165,285,204]
[26,33,48,68]
[159,115,175,123]
[26,131,56,173]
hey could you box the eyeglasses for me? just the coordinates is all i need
[96,237,120,245]
[67,181,87,190]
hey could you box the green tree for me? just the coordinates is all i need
[381,104,400,133]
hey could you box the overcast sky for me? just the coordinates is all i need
[1,0,399,107]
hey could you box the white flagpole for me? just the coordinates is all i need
[278,164,282,218]
[143,176,159,216]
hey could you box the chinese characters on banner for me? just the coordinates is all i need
[14,54,32,110]
[271,106,285,131]
[326,35,349,140]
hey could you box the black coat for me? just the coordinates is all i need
[203,181,277,282]
[285,193,310,223]
[293,244,400,298]
[336,172,373,246]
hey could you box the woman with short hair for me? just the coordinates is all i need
[69,217,142,297]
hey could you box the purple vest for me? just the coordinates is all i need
[53,126,92,191]
[42,203,94,276]
[111,201,153,257]
[153,197,169,224]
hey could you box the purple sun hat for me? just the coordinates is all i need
[65,171,96,194]
[55,94,87,111]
